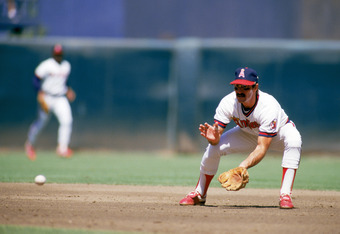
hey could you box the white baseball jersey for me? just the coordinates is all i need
[35,58,71,96]
[214,90,289,137]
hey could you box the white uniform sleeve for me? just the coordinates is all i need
[213,93,235,128]
[258,99,283,137]
[35,60,49,79]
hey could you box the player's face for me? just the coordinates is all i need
[234,84,258,106]
[53,54,63,63]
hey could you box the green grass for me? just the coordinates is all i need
[0,150,339,191]
[1,150,339,234]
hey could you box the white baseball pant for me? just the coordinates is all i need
[28,95,73,149]
[200,122,302,175]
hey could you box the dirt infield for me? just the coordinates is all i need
[1,183,339,233]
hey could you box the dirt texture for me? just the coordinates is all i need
[0,183,339,233]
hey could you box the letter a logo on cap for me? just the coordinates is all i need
[239,68,245,78]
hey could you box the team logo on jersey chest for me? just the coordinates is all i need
[232,117,259,129]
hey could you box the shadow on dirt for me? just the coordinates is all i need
[205,205,278,209]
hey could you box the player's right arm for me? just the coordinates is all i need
[199,122,224,145]
[33,73,49,112]
[201,94,233,145]
[33,75,42,92]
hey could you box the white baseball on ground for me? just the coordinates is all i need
[34,175,46,185]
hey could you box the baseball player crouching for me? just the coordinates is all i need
[179,67,302,209]
[25,44,76,160]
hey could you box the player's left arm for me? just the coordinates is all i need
[239,136,273,169]
[66,86,76,102]
[65,72,76,102]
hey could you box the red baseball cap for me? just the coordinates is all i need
[230,67,259,86]
[53,44,63,55]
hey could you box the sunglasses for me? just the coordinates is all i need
[234,84,255,91]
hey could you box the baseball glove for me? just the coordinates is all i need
[37,91,49,113]
[218,167,249,191]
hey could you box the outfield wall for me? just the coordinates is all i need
[0,38,339,152]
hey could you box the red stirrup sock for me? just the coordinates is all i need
[195,173,214,197]
[280,168,296,195]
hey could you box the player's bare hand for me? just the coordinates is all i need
[66,88,76,102]
[199,122,221,145]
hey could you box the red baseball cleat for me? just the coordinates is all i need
[56,147,73,158]
[179,191,206,206]
[25,141,36,161]
[279,194,294,209]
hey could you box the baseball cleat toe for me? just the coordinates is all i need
[25,141,36,161]
[279,194,294,209]
[56,147,73,158]
[179,191,206,206]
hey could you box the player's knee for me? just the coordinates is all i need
[59,117,72,126]
[282,146,301,169]
[200,149,220,175]
[285,134,302,149]
[206,144,224,159]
